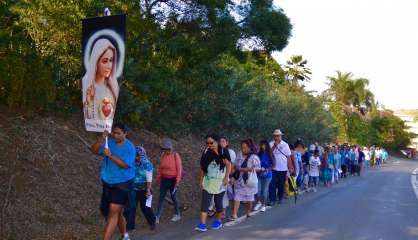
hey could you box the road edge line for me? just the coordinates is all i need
[410,168,418,201]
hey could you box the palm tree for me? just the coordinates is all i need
[325,71,376,115]
[284,55,312,85]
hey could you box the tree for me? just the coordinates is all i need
[284,55,311,86]
[325,71,375,115]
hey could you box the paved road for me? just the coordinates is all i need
[143,157,418,240]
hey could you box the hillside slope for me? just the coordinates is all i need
[0,107,204,240]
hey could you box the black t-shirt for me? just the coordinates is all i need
[200,146,231,174]
[302,151,311,165]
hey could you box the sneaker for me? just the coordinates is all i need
[254,202,262,211]
[171,214,181,222]
[119,235,130,240]
[260,206,266,212]
[211,220,223,230]
[195,223,208,232]
[313,187,317,193]
[155,216,160,224]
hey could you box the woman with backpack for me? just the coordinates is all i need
[230,139,261,220]
[195,134,232,232]
[155,138,183,223]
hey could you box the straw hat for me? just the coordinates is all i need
[273,129,284,136]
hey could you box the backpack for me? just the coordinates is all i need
[286,176,299,204]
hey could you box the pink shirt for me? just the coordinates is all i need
[157,152,183,184]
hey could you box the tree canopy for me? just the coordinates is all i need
[0,1,412,149]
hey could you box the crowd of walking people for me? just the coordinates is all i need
[90,123,389,240]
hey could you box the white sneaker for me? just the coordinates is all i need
[260,206,266,212]
[254,202,262,211]
[313,187,317,193]
[155,216,160,224]
[171,214,181,222]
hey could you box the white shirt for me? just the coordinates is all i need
[228,149,237,165]
[364,150,370,161]
[269,140,291,171]
[309,156,321,177]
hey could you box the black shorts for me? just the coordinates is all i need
[100,179,133,218]
[201,190,225,213]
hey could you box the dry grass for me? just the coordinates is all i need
[0,107,204,240]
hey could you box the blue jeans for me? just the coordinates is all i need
[258,176,272,202]
[269,170,287,203]
[309,176,319,187]
[156,177,180,218]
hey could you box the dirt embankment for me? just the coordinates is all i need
[0,107,205,240]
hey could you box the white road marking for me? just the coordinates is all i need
[410,168,418,201]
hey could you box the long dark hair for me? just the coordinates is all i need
[241,139,255,156]
[258,140,273,162]
[200,134,226,174]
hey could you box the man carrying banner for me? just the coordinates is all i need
[91,123,136,240]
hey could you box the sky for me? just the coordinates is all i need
[271,0,418,110]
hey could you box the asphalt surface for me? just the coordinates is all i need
[141,157,418,240]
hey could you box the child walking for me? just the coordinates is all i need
[309,150,321,192]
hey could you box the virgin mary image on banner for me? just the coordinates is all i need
[82,14,126,132]
[83,38,118,121]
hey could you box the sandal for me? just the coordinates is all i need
[208,210,216,217]
[228,216,237,221]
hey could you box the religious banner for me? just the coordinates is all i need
[81,14,126,132]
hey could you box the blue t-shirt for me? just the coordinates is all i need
[99,138,136,184]
[259,153,272,178]
[294,152,302,176]
[339,150,347,165]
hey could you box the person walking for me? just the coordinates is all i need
[320,146,333,187]
[309,150,321,192]
[349,146,357,176]
[230,140,261,220]
[332,146,341,184]
[340,146,349,178]
[364,147,370,168]
[155,138,183,223]
[254,140,273,212]
[268,129,292,205]
[302,145,315,190]
[195,134,231,232]
[124,146,156,232]
[357,147,365,176]
[206,136,236,218]
[294,141,304,188]
[91,123,136,240]
[220,136,237,212]
[370,146,376,168]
